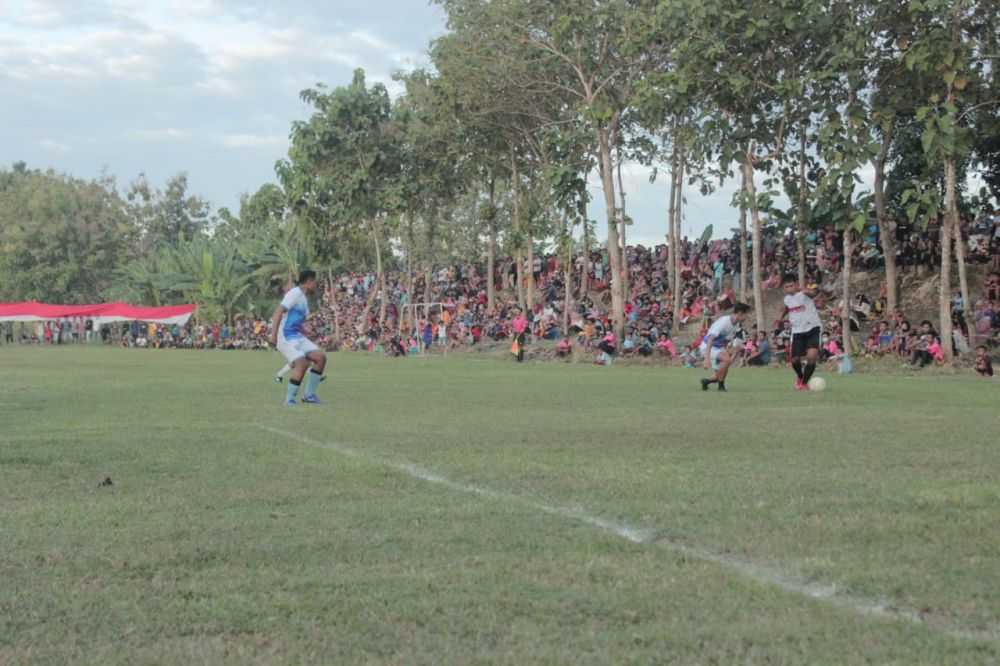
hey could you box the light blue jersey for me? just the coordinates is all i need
[705,314,738,348]
[278,286,309,342]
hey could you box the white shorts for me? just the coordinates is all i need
[277,337,320,363]
[700,343,726,370]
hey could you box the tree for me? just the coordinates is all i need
[901,0,998,362]
[437,0,652,341]
[688,0,825,333]
[0,166,133,303]
[278,69,403,327]
[126,173,210,250]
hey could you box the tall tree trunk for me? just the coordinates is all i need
[424,209,436,321]
[796,131,808,285]
[597,125,625,342]
[955,216,971,352]
[580,212,589,298]
[739,167,749,303]
[940,158,957,365]
[842,227,853,359]
[872,121,898,313]
[666,154,676,315]
[487,178,496,312]
[510,147,525,310]
[563,212,573,339]
[616,151,629,303]
[743,155,766,334]
[526,230,535,314]
[327,267,340,341]
[672,140,685,330]
[360,224,382,333]
[374,223,386,327]
[403,218,414,334]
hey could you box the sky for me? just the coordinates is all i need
[2,0,757,246]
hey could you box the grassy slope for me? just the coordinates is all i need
[1,346,997,664]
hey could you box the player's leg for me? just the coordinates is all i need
[714,350,732,391]
[277,338,310,405]
[701,347,728,390]
[790,332,805,388]
[800,328,821,388]
[284,357,307,404]
[274,362,293,383]
[301,345,327,403]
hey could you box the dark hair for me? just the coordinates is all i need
[733,302,750,314]
[298,269,317,284]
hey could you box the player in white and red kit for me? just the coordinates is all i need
[781,276,823,391]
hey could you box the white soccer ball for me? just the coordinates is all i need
[808,376,826,392]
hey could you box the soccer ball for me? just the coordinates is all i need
[807,376,826,391]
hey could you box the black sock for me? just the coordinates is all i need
[802,361,816,383]
[704,378,718,384]
[718,381,726,390]
[792,360,803,379]
[290,379,301,386]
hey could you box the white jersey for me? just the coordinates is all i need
[278,286,309,342]
[703,315,739,349]
[784,291,821,333]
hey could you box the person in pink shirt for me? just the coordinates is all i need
[511,308,528,363]
[656,336,676,359]
[595,332,615,366]
[926,336,944,363]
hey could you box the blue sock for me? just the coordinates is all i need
[285,379,301,403]
[304,369,322,397]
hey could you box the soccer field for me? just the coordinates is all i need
[2,347,998,664]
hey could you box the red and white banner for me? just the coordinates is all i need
[0,302,196,326]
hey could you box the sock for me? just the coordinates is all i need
[718,381,726,390]
[286,379,301,403]
[276,363,292,379]
[704,378,718,385]
[802,361,816,384]
[304,369,323,396]
[792,360,804,379]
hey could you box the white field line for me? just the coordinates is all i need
[256,424,997,644]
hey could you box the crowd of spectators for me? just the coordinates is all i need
[5,210,999,372]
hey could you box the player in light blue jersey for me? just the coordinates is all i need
[268,270,327,405]
[699,302,750,393]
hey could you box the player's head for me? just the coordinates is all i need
[297,269,318,294]
[732,302,750,323]
[782,273,799,295]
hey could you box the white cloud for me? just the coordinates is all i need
[131,127,190,140]
[349,29,393,53]
[2,0,446,211]
[39,138,70,152]
[217,133,285,149]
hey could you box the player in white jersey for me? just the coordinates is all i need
[700,302,750,392]
[268,270,327,405]
[781,275,823,391]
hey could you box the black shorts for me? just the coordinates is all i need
[791,326,821,358]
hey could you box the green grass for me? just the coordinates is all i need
[1,345,998,664]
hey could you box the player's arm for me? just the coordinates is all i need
[268,303,286,346]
